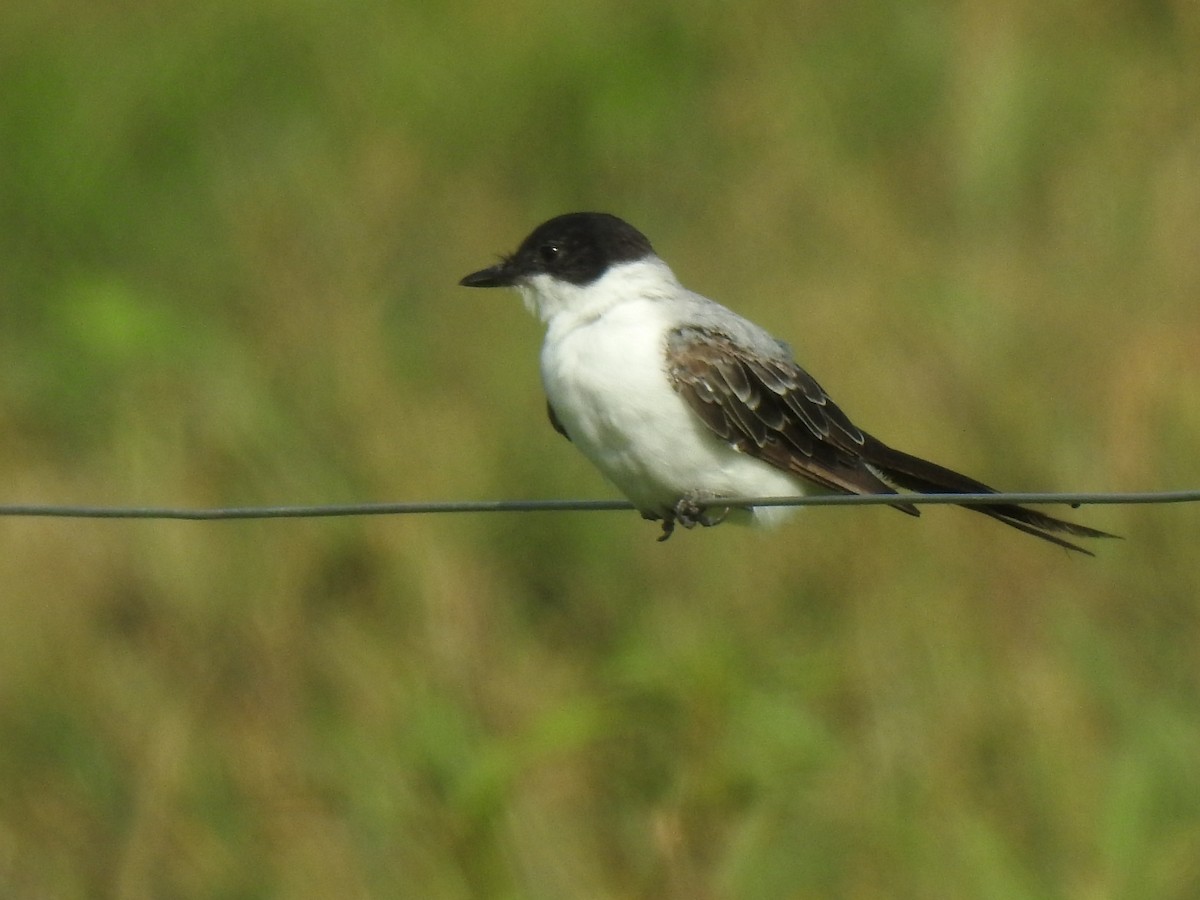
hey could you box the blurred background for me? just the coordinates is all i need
[2,1,1199,897]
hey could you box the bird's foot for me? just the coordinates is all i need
[650,497,730,542]
[674,496,730,529]
[641,510,675,542]
[656,518,675,542]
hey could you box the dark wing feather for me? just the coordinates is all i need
[666,326,918,515]
[666,325,1118,554]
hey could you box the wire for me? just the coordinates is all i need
[0,490,1196,521]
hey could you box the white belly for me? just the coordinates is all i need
[540,299,813,524]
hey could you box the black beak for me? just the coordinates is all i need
[459,261,514,288]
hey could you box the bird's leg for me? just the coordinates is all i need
[702,505,731,527]
[641,509,676,542]
[650,497,729,542]
[672,495,730,530]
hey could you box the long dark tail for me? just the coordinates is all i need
[862,437,1119,555]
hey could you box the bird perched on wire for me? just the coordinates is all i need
[460,212,1116,554]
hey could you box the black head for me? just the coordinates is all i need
[459,212,655,289]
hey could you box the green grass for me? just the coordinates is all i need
[2,1,1199,897]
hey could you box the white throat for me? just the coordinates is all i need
[516,257,681,329]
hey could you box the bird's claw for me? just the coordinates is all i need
[655,496,729,541]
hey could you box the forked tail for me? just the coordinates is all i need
[862,437,1119,555]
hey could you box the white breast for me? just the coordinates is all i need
[536,272,812,523]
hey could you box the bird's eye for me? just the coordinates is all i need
[538,243,561,264]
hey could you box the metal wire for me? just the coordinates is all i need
[0,490,1196,520]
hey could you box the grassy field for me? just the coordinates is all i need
[2,1,1199,897]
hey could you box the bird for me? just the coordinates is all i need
[459,212,1116,554]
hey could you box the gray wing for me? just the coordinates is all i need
[665,325,919,514]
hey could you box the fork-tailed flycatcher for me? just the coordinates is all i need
[460,212,1115,554]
